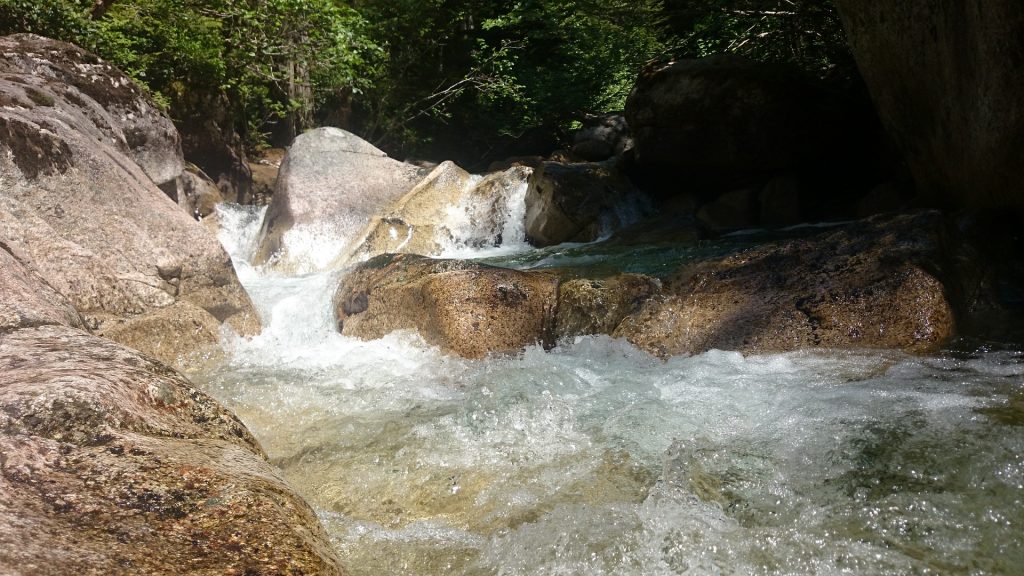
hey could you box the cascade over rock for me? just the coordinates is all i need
[0,34,258,371]
[252,127,425,272]
[0,243,344,575]
[835,0,1024,209]
[615,212,956,356]
[348,162,531,262]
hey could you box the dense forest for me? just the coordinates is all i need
[0,0,849,164]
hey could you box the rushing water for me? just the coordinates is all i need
[198,204,1024,576]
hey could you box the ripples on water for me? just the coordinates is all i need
[199,204,1024,575]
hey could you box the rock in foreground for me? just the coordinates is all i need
[0,34,258,372]
[0,245,343,575]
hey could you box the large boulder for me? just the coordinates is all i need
[334,254,560,358]
[0,34,183,195]
[624,54,832,187]
[569,113,632,162]
[835,1,1024,209]
[252,127,425,272]
[348,162,532,262]
[524,161,645,247]
[0,34,259,371]
[0,248,343,575]
[615,212,956,356]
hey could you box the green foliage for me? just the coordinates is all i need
[0,0,93,40]
[355,0,668,162]
[663,0,851,77]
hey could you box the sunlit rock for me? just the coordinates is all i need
[252,127,424,272]
[334,254,559,358]
[347,163,532,263]
[0,243,343,575]
[556,274,661,340]
[0,34,259,372]
[615,212,956,356]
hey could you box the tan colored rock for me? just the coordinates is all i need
[615,212,955,356]
[347,163,531,263]
[556,274,661,340]
[334,254,559,358]
[0,35,259,372]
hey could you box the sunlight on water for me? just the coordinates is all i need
[203,203,1024,575]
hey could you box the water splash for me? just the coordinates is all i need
[204,203,1024,576]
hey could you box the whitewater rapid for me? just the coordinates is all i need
[197,203,1024,576]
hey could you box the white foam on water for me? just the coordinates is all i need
[203,203,1024,575]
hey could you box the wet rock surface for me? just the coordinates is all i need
[0,34,258,372]
[524,160,644,247]
[335,254,560,358]
[350,163,531,262]
[615,212,956,356]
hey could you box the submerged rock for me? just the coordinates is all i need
[615,212,956,356]
[252,127,424,272]
[334,254,559,358]
[0,244,344,575]
[0,34,258,372]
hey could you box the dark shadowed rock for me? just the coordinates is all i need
[615,212,955,356]
[524,161,645,247]
[253,128,424,272]
[625,54,831,186]
[334,254,559,358]
[569,113,632,162]
[835,1,1024,209]
[0,34,259,371]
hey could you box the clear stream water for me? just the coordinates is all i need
[196,204,1024,576]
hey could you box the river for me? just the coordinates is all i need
[195,203,1024,575]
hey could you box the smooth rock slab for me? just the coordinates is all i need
[615,212,956,356]
[0,34,259,371]
[253,128,424,272]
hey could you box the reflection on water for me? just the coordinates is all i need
[196,204,1024,575]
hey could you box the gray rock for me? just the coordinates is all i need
[0,34,259,372]
[252,127,424,272]
[0,242,343,576]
